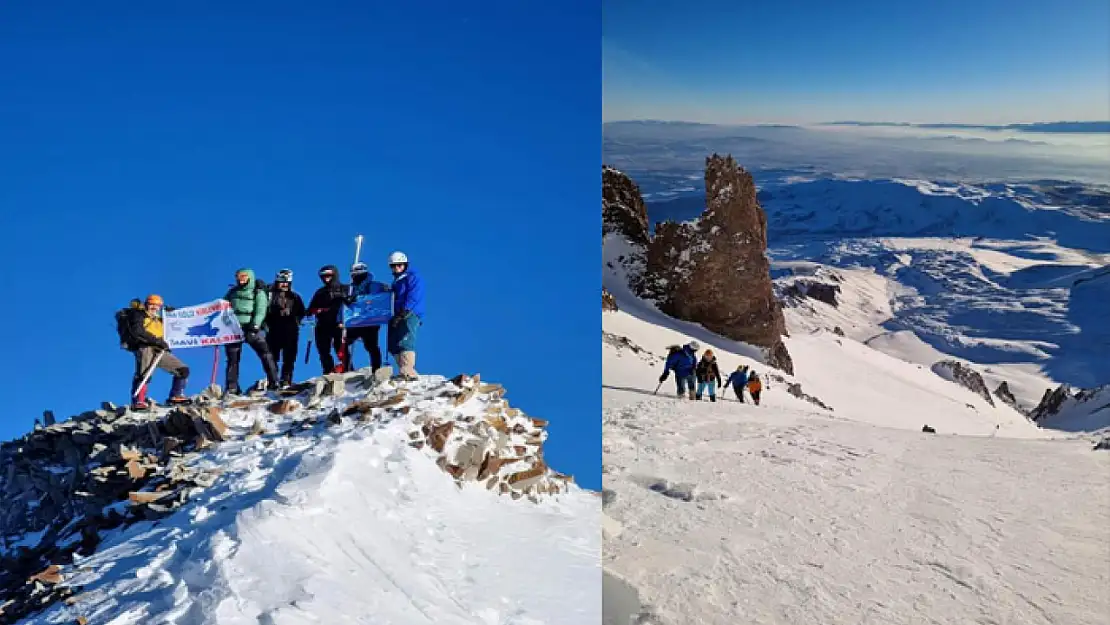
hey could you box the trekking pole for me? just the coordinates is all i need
[133,349,166,398]
[653,381,663,395]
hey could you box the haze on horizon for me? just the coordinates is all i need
[602,0,1110,126]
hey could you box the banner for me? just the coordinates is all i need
[342,291,393,328]
[163,299,244,348]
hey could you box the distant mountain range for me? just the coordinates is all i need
[603,120,1110,134]
[823,121,1110,134]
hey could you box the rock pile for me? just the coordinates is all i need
[0,403,228,624]
[406,374,574,502]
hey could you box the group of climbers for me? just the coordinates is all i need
[658,341,763,405]
[118,251,425,409]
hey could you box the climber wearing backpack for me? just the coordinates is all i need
[659,341,698,399]
[223,268,280,395]
[387,251,424,381]
[264,269,306,389]
[695,349,722,402]
[723,365,750,402]
[121,294,190,409]
[343,261,389,372]
[307,264,348,374]
[747,371,763,406]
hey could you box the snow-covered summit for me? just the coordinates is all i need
[1,371,599,624]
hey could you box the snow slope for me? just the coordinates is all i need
[772,236,1110,405]
[603,302,1110,625]
[25,376,600,625]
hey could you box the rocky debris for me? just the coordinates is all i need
[602,165,650,246]
[833,326,845,337]
[625,155,793,374]
[0,402,229,623]
[930,360,995,407]
[407,374,574,503]
[785,383,834,412]
[602,287,618,312]
[602,332,658,364]
[1094,436,1110,451]
[922,425,936,434]
[993,382,1023,413]
[782,279,841,307]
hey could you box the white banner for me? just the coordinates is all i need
[163,299,244,349]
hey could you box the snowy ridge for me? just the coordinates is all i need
[9,373,599,624]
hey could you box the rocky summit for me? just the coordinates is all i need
[0,370,574,624]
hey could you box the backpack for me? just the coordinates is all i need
[115,299,142,350]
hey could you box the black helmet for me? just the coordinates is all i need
[275,268,293,283]
[318,264,338,280]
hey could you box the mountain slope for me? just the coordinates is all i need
[603,298,1110,625]
[3,374,600,625]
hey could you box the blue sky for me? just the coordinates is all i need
[0,1,600,488]
[603,0,1110,124]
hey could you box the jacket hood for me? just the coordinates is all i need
[235,268,256,285]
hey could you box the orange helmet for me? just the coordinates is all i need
[145,294,164,307]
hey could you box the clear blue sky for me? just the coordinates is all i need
[603,0,1110,124]
[0,1,601,488]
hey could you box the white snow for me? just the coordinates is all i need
[602,226,1110,624]
[28,376,600,625]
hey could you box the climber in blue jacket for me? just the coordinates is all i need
[387,251,425,381]
[723,365,751,402]
[659,341,699,399]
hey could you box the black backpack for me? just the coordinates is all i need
[116,299,141,350]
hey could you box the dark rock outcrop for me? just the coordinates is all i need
[633,154,793,374]
[1029,383,1109,425]
[785,382,834,412]
[783,279,841,307]
[931,360,995,407]
[602,166,650,246]
[993,382,1023,413]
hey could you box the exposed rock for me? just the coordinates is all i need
[782,279,841,307]
[602,165,650,246]
[785,383,834,412]
[628,155,792,374]
[1028,383,1110,424]
[602,288,618,312]
[832,326,845,337]
[993,382,1023,413]
[922,425,936,434]
[1094,437,1110,451]
[930,360,995,407]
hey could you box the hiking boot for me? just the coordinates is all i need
[695,394,703,401]
[166,395,191,405]
[131,399,152,410]
[709,395,717,403]
[688,390,695,400]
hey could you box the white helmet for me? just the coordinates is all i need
[350,261,369,276]
[388,251,408,265]
[687,341,700,351]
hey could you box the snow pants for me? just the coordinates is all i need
[388,313,421,378]
[732,386,745,402]
[266,327,299,384]
[315,323,344,374]
[675,373,696,398]
[132,347,189,401]
[696,380,717,401]
[344,325,382,372]
[225,330,279,393]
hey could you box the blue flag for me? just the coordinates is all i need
[342,292,393,327]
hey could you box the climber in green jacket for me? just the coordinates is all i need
[222,268,280,396]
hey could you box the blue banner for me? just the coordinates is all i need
[342,292,393,327]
